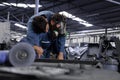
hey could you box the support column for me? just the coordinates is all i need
[7,12,10,21]
[22,14,24,23]
[34,0,39,14]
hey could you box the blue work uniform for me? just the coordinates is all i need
[49,32,66,59]
[26,11,53,46]
[52,36,65,54]
[21,11,66,59]
[27,11,54,36]
[21,11,53,58]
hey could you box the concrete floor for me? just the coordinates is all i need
[0,62,120,80]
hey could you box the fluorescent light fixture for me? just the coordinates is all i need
[0,4,5,6]
[17,3,28,8]
[14,23,27,29]
[3,2,11,6]
[2,2,42,8]
[10,3,17,6]
[106,0,120,5]
[27,4,42,8]
[59,11,93,27]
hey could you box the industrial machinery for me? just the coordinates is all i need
[0,42,99,67]
[0,41,120,80]
[0,42,35,66]
[0,33,120,80]
[66,35,120,72]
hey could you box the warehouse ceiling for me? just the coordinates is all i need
[0,0,120,33]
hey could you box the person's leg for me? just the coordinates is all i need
[51,40,59,59]
[51,40,66,60]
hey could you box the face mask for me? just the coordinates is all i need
[52,21,66,36]
[58,22,66,35]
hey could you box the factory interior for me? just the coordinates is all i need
[0,0,120,80]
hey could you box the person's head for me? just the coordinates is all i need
[50,13,66,36]
[32,16,49,34]
[50,13,66,28]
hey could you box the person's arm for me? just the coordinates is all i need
[33,46,43,58]
[33,34,45,58]
[26,33,44,58]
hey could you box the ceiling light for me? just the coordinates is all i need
[2,2,42,8]
[10,3,17,6]
[59,11,93,27]
[27,4,42,8]
[3,2,11,6]
[14,23,27,29]
[17,3,28,8]
[106,0,120,5]
[0,4,5,6]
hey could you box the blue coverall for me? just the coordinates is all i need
[20,11,66,59]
